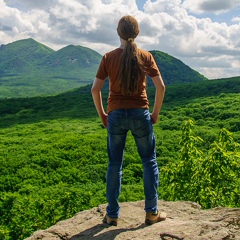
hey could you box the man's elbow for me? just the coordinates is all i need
[91,84,97,93]
[158,82,166,92]
[162,84,166,91]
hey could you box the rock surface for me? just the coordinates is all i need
[25,200,240,240]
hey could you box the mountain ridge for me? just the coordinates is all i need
[1,38,209,98]
[0,38,54,75]
[150,50,207,85]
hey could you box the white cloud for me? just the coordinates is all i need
[183,0,240,15]
[0,0,239,79]
[144,0,182,14]
[232,16,240,22]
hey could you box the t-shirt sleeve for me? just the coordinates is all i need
[95,54,108,80]
[147,53,160,77]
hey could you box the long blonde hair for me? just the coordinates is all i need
[117,16,143,95]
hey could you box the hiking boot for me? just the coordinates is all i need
[103,214,118,226]
[145,211,167,225]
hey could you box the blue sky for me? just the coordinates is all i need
[0,0,239,79]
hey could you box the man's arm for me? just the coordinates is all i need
[91,77,108,128]
[150,75,166,124]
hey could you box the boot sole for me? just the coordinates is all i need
[103,215,118,226]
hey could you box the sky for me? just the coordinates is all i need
[0,0,240,79]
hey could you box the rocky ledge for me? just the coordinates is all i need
[25,200,240,240]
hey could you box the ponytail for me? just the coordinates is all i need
[116,15,143,95]
[117,39,142,95]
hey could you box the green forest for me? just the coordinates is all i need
[0,77,239,239]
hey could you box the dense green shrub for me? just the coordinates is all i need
[160,120,240,208]
[0,183,106,240]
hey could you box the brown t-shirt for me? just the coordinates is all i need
[96,48,160,113]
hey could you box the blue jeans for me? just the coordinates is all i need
[106,108,159,218]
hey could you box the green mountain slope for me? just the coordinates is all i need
[0,76,239,128]
[150,50,207,85]
[0,39,102,98]
[42,45,101,79]
[0,38,232,98]
[0,38,54,76]
[0,38,216,98]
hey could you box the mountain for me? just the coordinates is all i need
[0,38,101,78]
[42,45,101,79]
[0,38,102,98]
[150,50,207,85]
[0,38,208,98]
[0,38,54,76]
